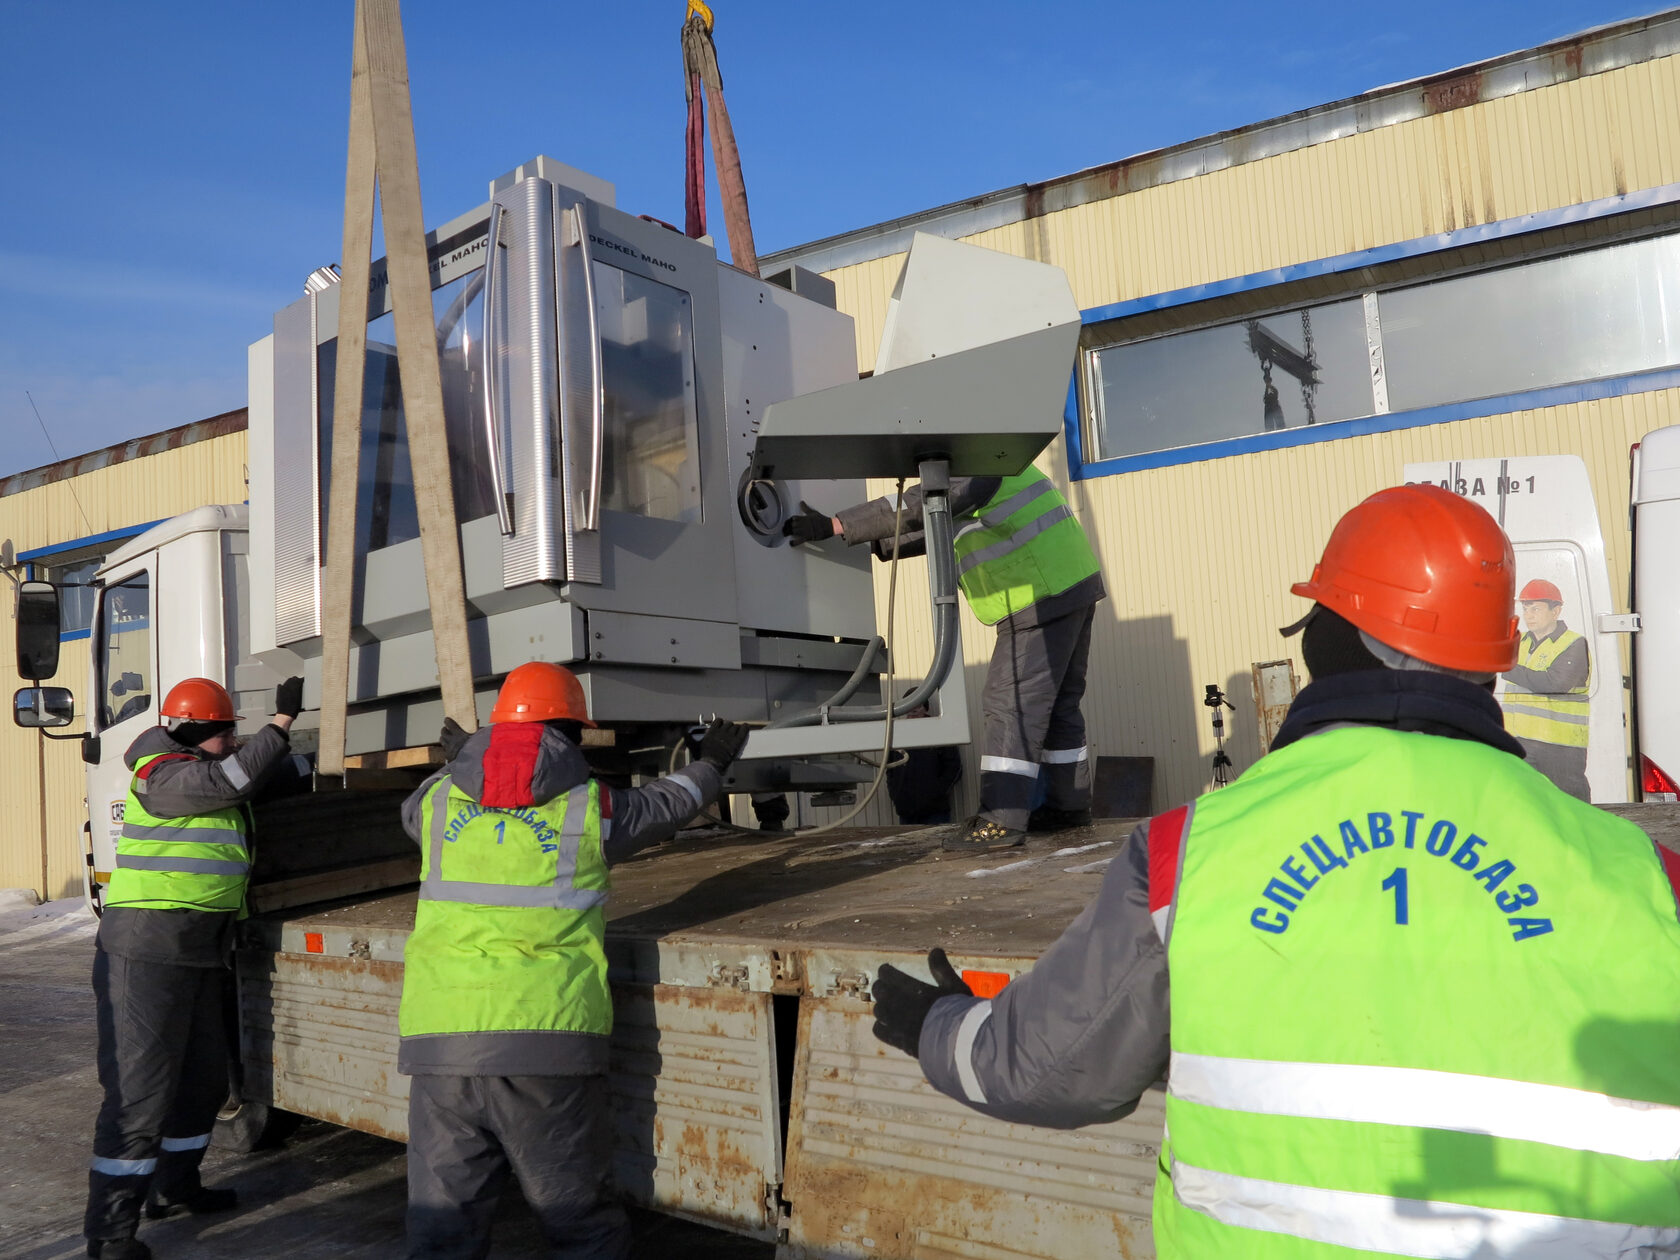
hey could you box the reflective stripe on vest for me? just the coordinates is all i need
[105,752,250,911]
[1153,725,1680,1258]
[1502,628,1590,748]
[951,469,1100,625]
[399,775,614,1042]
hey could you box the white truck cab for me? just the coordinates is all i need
[81,504,299,899]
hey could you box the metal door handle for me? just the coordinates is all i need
[481,204,515,536]
[570,205,605,532]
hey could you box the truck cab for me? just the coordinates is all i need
[80,505,298,903]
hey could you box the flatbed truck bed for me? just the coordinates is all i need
[231,805,1680,1259]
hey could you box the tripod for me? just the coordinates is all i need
[1204,683,1236,788]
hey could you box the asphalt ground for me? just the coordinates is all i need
[0,894,773,1259]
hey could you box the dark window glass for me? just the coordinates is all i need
[97,572,152,731]
[1086,299,1372,461]
[318,268,495,552]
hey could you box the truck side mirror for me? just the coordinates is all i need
[16,580,62,680]
[15,686,75,728]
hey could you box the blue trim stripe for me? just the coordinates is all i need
[17,521,163,563]
[1078,181,1680,328]
[59,628,92,642]
[1068,367,1680,480]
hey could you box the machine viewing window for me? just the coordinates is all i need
[593,263,703,524]
[97,572,152,730]
[1082,228,1680,466]
[317,268,497,552]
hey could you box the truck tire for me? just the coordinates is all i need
[212,1100,273,1153]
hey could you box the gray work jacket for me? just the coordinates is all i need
[98,724,309,967]
[835,477,1105,630]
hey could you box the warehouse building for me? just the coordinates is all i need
[5,11,1678,898]
[763,9,1680,816]
[1,414,247,897]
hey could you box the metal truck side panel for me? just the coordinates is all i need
[781,998,1161,1259]
[610,983,782,1238]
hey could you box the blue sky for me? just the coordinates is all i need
[0,1,1658,479]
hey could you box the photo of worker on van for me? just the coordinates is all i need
[1500,572,1592,801]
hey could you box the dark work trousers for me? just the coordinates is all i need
[979,603,1097,830]
[1519,736,1592,801]
[406,1074,629,1260]
[85,950,229,1244]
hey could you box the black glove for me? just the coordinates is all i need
[698,719,750,772]
[783,501,836,545]
[871,947,974,1058]
[275,676,305,719]
[439,716,471,761]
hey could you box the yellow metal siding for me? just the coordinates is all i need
[0,433,248,898]
[834,57,1680,370]
[856,390,1673,822]
[819,54,1680,817]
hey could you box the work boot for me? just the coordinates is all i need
[88,1239,152,1260]
[942,815,1026,853]
[144,1185,239,1220]
[1027,805,1093,834]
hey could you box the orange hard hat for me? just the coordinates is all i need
[161,677,237,722]
[489,662,595,726]
[1292,484,1520,674]
[1519,578,1563,604]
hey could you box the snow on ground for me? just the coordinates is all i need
[0,888,97,954]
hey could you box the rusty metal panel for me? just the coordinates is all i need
[238,950,410,1141]
[781,997,1163,1259]
[1250,659,1300,756]
[609,983,783,1239]
[239,937,785,1238]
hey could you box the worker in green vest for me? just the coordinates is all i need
[1502,577,1592,800]
[786,466,1103,852]
[397,662,748,1260]
[85,674,308,1260]
[871,484,1680,1257]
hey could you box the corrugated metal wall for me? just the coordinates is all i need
[821,53,1680,819]
[0,434,248,898]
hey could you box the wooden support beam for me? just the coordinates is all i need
[319,0,478,779]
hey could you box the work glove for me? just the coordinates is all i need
[871,947,974,1058]
[698,719,750,772]
[439,716,471,762]
[275,676,305,719]
[783,501,836,545]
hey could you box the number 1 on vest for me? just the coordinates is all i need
[1382,867,1409,925]
[494,819,506,845]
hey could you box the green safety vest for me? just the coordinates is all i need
[1503,628,1591,749]
[952,468,1101,625]
[105,751,251,913]
[1151,725,1680,1258]
[399,777,613,1043]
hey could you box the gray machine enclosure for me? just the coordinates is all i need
[247,158,977,765]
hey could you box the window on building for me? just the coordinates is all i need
[1086,299,1373,460]
[1081,229,1680,467]
[39,553,104,637]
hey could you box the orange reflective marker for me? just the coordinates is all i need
[962,969,1010,999]
[304,932,325,954]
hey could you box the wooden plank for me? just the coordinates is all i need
[345,744,443,770]
[316,1,378,780]
[360,0,478,736]
[247,856,420,915]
